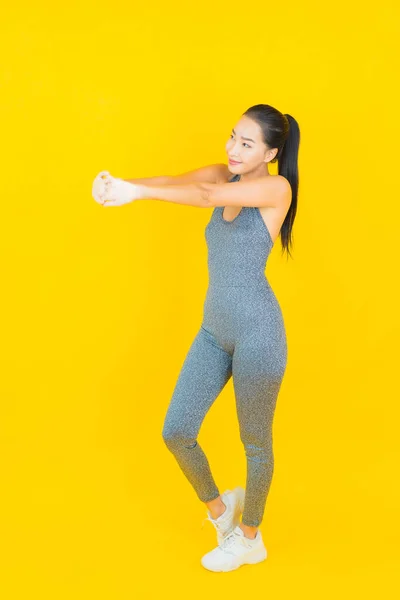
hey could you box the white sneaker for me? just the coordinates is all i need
[201,524,267,572]
[201,487,245,546]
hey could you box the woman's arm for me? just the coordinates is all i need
[124,163,228,192]
[124,176,208,207]
[118,163,230,208]
[125,175,170,185]
[96,164,227,208]
[138,182,208,207]
[97,175,208,208]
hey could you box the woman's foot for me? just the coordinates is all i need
[201,524,267,572]
[202,487,245,546]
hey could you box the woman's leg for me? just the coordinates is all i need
[162,326,233,503]
[232,332,287,530]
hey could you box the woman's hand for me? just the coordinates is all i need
[92,171,144,206]
[92,170,111,204]
[102,177,144,206]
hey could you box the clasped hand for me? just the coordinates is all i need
[92,171,143,206]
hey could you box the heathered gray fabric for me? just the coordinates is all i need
[162,174,287,527]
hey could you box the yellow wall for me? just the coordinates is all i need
[1,1,399,597]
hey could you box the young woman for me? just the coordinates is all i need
[92,104,300,572]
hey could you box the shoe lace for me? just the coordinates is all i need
[201,515,222,531]
[219,530,239,552]
[201,512,230,532]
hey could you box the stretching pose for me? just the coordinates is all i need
[92,104,300,572]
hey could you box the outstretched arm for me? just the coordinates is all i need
[95,175,210,208]
[137,182,209,207]
[93,163,228,207]
[105,176,289,209]
[123,163,228,207]
[125,175,169,185]
[126,162,228,188]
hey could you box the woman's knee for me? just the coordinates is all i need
[244,442,271,464]
[162,423,198,450]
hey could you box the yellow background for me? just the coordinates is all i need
[1,1,399,597]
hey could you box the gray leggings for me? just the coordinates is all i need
[162,282,287,528]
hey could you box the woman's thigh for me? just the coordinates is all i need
[162,326,233,440]
[232,330,287,446]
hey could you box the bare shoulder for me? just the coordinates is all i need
[266,174,292,207]
[275,174,291,194]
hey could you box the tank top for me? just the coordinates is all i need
[205,173,274,288]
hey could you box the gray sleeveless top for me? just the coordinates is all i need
[205,174,274,288]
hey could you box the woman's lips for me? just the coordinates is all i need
[229,159,242,165]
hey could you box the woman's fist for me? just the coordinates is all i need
[102,177,143,206]
[92,171,143,206]
[92,171,115,204]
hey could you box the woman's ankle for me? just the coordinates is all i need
[205,495,226,519]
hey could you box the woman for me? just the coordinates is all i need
[92,104,300,572]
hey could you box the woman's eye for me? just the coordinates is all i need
[230,135,250,148]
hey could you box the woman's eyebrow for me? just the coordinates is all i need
[232,128,255,143]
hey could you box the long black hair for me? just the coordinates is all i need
[243,104,300,259]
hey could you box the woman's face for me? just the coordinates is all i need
[225,115,275,174]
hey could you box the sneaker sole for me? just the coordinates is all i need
[201,548,268,572]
